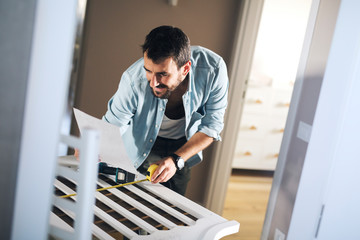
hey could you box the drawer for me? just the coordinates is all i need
[242,87,271,114]
[232,158,278,170]
[262,116,287,135]
[233,125,284,171]
[234,138,264,157]
[238,113,269,138]
[263,135,283,160]
[232,150,278,170]
[239,113,287,137]
[269,89,292,116]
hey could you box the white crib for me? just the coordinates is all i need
[49,130,240,240]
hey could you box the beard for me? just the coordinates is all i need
[150,75,183,99]
[151,85,172,99]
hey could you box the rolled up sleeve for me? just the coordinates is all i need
[103,71,138,135]
[198,58,229,141]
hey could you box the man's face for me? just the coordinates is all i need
[144,52,190,99]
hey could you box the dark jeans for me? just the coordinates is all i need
[137,136,191,196]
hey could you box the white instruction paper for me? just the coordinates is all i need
[73,108,138,174]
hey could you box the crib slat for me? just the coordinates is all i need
[54,180,122,240]
[94,190,158,234]
[125,184,196,226]
[97,178,177,229]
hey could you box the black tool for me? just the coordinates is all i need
[98,162,136,183]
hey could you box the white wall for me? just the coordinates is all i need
[0,1,37,239]
[261,0,341,238]
[250,0,312,85]
[288,0,360,238]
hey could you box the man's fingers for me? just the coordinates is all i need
[74,149,80,161]
[74,148,101,162]
[151,164,165,183]
[154,171,170,184]
[151,160,176,183]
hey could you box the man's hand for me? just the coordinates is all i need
[74,148,80,161]
[151,157,177,183]
[73,149,101,162]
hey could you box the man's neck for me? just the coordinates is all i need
[169,75,189,102]
[165,75,188,119]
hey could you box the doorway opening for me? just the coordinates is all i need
[221,0,312,239]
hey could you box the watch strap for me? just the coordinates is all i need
[169,153,181,170]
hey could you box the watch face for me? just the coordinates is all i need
[177,157,185,170]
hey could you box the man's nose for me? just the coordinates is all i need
[149,74,159,88]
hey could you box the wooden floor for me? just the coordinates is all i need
[221,169,273,240]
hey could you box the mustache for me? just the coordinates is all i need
[155,84,168,89]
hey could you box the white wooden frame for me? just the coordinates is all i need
[10,1,78,239]
[49,129,99,240]
[51,157,240,240]
[288,1,360,238]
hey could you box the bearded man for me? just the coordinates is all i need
[103,25,229,195]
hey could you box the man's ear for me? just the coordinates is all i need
[182,60,191,77]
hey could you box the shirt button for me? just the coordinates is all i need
[149,139,153,142]
[143,153,147,157]
[160,108,164,111]
[155,124,159,128]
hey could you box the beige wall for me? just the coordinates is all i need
[74,0,242,204]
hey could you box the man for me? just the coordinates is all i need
[103,25,229,195]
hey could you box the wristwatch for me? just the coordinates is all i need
[169,153,185,171]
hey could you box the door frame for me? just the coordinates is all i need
[204,0,265,214]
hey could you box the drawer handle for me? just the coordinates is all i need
[272,128,284,133]
[249,125,257,130]
[276,102,290,107]
[244,151,252,156]
[247,99,263,104]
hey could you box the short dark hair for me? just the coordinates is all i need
[141,25,191,69]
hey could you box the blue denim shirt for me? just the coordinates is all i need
[103,46,229,169]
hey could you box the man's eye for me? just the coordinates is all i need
[160,73,168,77]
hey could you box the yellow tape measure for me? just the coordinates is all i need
[60,164,158,199]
